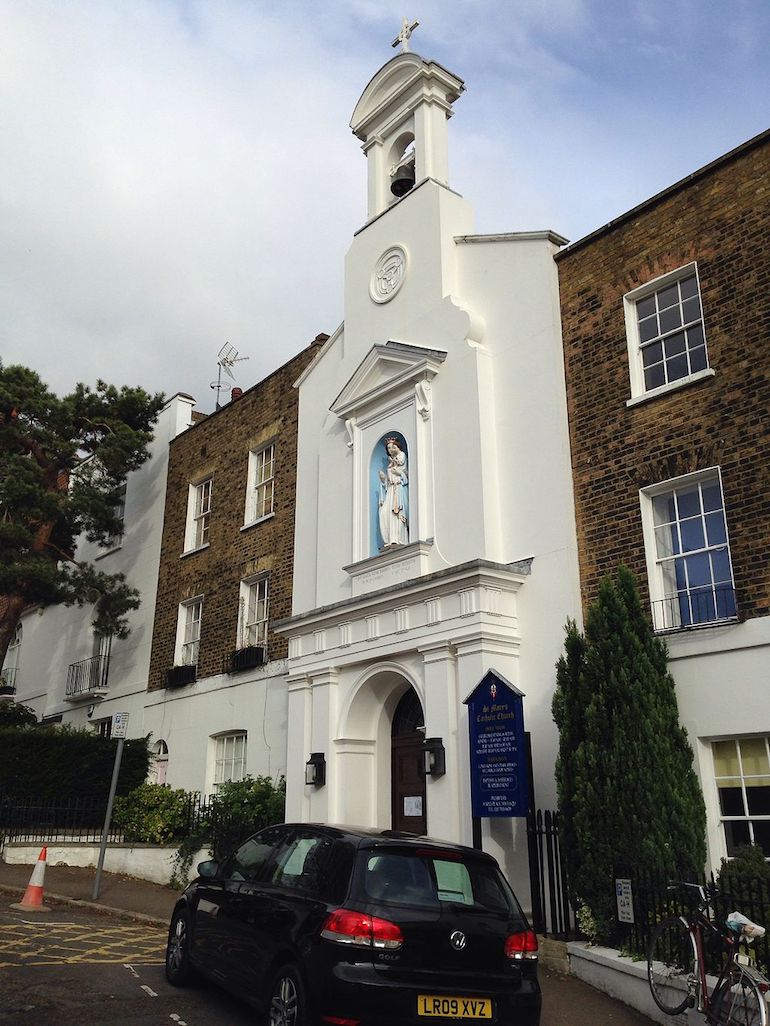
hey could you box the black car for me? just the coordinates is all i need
[165,823,541,1026]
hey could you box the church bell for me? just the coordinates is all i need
[390,163,416,197]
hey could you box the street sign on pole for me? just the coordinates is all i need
[92,713,129,900]
[111,711,129,739]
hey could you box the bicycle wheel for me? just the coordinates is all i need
[647,916,697,1016]
[711,972,766,1026]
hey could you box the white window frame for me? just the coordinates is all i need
[640,468,737,632]
[243,444,275,527]
[104,480,127,550]
[183,478,212,553]
[150,739,169,785]
[93,717,112,739]
[1,622,22,689]
[713,737,770,858]
[175,597,203,666]
[238,575,269,651]
[624,263,714,405]
[211,731,248,791]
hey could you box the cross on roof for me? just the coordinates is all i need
[392,17,419,52]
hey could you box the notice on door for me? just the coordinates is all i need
[404,796,423,818]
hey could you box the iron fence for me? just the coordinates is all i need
[0,789,272,861]
[0,793,117,844]
[527,808,577,938]
[620,868,770,972]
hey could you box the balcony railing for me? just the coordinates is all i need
[225,645,266,674]
[0,667,17,695]
[166,663,197,688]
[65,655,110,700]
[651,585,738,633]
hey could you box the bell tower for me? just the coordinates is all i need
[350,36,465,221]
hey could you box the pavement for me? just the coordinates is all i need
[0,859,657,1025]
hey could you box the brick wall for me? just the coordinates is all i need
[148,336,326,690]
[557,132,770,620]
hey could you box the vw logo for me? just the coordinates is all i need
[450,930,467,951]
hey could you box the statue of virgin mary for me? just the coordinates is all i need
[377,437,409,548]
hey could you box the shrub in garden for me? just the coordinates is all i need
[170,775,286,888]
[113,784,196,844]
[717,845,770,901]
[209,774,286,859]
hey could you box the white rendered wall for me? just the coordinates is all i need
[10,394,195,732]
[142,664,289,795]
[666,616,770,872]
[286,175,582,898]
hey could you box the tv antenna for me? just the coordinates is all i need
[211,343,249,409]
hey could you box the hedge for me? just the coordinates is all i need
[0,725,150,798]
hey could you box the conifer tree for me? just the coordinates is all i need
[0,363,164,665]
[552,566,706,939]
[551,619,587,899]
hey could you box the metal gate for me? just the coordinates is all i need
[527,808,576,938]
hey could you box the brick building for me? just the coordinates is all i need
[145,335,326,793]
[556,128,770,869]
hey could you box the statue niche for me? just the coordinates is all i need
[371,433,409,553]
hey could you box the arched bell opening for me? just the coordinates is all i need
[388,131,416,198]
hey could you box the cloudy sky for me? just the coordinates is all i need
[2,0,768,411]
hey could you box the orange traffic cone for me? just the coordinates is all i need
[10,846,51,913]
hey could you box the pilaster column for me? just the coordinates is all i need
[419,641,461,841]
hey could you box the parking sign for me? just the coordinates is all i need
[111,712,129,739]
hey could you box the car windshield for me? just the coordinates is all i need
[356,849,520,914]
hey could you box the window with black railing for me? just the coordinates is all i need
[651,584,737,633]
[65,653,110,697]
[0,666,17,693]
[644,472,737,633]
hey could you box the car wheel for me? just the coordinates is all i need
[268,964,306,1026]
[165,907,195,986]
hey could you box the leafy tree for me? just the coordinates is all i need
[0,364,164,664]
[552,566,706,940]
[0,701,37,728]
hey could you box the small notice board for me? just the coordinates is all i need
[464,670,529,818]
[616,878,634,924]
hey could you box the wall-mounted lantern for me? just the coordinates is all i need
[423,737,446,777]
[305,752,326,787]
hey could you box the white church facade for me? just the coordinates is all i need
[276,47,581,896]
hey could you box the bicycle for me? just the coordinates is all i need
[647,881,769,1025]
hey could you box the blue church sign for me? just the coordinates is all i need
[464,670,529,818]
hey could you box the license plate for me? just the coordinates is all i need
[417,995,492,1019]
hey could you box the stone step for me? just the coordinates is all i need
[537,935,570,974]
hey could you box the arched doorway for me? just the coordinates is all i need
[391,688,426,834]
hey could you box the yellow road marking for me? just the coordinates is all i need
[0,921,166,967]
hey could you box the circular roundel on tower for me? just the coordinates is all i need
[370,245,408,304]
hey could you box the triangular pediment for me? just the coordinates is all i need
[330,341,446,419]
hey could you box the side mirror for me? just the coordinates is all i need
[197,859,220,879]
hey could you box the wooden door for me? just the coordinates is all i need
[391,689,427,834]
